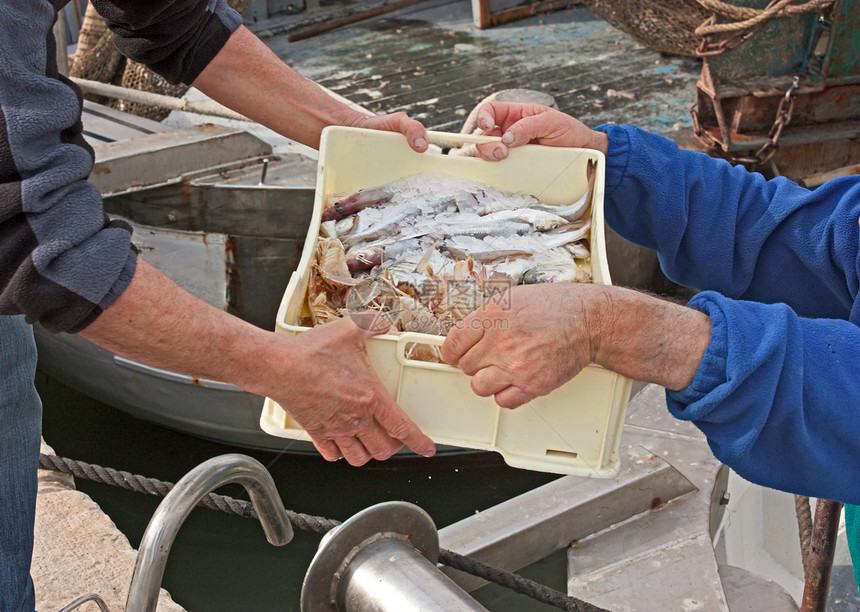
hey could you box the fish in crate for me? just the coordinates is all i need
[304,163,596,363]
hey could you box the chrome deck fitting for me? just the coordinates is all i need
[301,501,488,611]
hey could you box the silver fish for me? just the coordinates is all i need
[530,159,596,222]
[435,219,533,239]
[440,243,533,263]
[341,206,421,248]
[479,208,569,231]
[522,264,590,284]
[564,241,591,260]
[539,219,592,245]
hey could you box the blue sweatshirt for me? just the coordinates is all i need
[0,1,241,333]
[597,123,860,586]
[596,123,860,504]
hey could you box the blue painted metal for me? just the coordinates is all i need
[692,0,860,156]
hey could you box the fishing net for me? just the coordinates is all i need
[580,0,711,57]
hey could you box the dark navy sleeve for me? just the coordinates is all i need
[595,123,860,320]
[0,2,137,333]
[90,0,242,85]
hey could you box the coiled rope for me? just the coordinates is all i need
[39,453,608,612]
[694,0,835,36]
[795,494,814,577]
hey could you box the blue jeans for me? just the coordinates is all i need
[0,315,41,612]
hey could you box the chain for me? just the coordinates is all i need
[691,76,800,166]
[731,75,800,165]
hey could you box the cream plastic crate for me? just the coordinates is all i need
[260,127,632,477]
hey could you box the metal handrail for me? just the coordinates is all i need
[58,593,110,612]
[125,454,294,612]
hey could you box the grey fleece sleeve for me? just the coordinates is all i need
[91,0,243,85]
[0,1,242,334]
[0,2,137,333]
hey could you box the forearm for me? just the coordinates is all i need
[191,26,365,149]
[587,286,710,391]
[78,259,279,396]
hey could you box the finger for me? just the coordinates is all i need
[312,438,343,462]
[334,436,373,466]
[475,104,498,132]
[470,366,510,397]
[374,401,436,457]
[356,424,404,461]
[494,385,535,409]
[402,118,429,152]
[440,317,485,365]
[358,113,428,152]
[476,141,509,162]
[387,111,428,152]
[457,336,495,376]
[476,101,535,132]
[499,113,558,148]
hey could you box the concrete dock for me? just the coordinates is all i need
[32,440,186,612]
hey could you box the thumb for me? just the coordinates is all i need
[500,114,553,147]
[349,310,392,336]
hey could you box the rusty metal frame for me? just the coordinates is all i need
[800,499,844,612]
[470,0,577,29]
[691,0,860,165]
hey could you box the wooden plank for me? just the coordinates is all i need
[264,1,701,134]
[287,0,435,41]
[800,162,860,187]
[472,0,579,29]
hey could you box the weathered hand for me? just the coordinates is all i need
[473,102,608,161]
[353,111,429,153]
[440,283,600,408]
[265,314,436,465]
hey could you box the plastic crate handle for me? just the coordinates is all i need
[425,130,501,149]
[395,333,461,372]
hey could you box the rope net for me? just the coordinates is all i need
[579,0,833,58]
[580,0,711,57]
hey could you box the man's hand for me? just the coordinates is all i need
[80,260,435,467]
[441,282,712,407]
[473,102,609,162]
[440,283,598,408]
[262,315,436,465]
[352,111,428,153]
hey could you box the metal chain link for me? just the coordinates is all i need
[691,75,800,166]
[730,75,800,165]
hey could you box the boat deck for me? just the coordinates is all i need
[251,0,701,135]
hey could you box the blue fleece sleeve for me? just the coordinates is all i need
[596,123,860,320]
[668,291,860,504]
[91,0,242,85]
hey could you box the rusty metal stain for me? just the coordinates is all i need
[225,235,244,320]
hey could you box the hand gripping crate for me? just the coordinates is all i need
[260,127,632,476]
